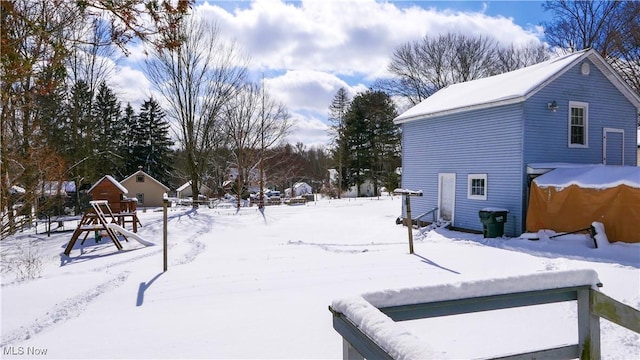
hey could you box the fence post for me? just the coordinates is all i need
[404,194,414,254]
[163,194,168,272]
[343,339,364,360]
[577,289,600,359]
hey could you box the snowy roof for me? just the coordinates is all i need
[176,181,192,192]
[39,181,76,195]
[121,170,169,191]
[89,175,128,194]
[533,165,640,190]
[395,49,640,124]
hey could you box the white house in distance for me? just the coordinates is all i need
[285,182,313,197]
[328,169,380,197]
[176,181,212,200]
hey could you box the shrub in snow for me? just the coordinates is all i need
[8,240,43,280]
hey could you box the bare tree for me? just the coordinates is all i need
[218,82,290,209]
[376,33,549,106]
[496,42,550,72]
[67,19,118,96]
[145,15,249,205]
[1,0,82,238]
[543,0,640,94]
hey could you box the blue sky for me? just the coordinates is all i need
[114,1,554,147]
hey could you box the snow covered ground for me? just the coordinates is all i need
[1,196,638,359]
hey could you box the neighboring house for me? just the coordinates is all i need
[327,169,382,197]
[88,175,128,213]
[121,170,170,208]
[394,49,640,237]
[285,182,313,197]
[176,181,212,199]
[38,181,76,196]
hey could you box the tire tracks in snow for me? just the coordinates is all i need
[0,271,129,347]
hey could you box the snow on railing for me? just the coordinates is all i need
[329,269,639,360]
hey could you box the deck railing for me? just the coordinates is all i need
[329,270,639,360]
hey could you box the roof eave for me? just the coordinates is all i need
[394,96,525,124]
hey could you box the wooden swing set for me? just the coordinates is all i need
[63,200,134,255]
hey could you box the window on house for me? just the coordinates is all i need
[467,174,487,200]
[136,193,144,204]
[569,101,588,147]
[136,175,145,182]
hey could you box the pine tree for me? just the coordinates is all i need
[121,103,142,176]
[65,80,96,182]
[327,88,351,197]
[137,97,175,186]
[341,90,400,196]
[92,81,124,178]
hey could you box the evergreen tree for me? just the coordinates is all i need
[137,97,175,186]
[65,80,96,181]
[121,103,142,175]
[327,87,351,197]
[92,81,124,178]
[341,90,400,196]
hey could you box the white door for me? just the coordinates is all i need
[438,173,456,223]
[603,128,624,165]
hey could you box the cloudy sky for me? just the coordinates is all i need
[112,0,553,148]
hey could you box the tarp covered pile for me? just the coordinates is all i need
[526,165,640,243]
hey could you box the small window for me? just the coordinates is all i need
[136,193,144,204]
[468,174,487,200]
[136,175,145,182]
[569,101,588,147]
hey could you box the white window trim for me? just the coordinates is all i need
[568,101,589,148]
[467,174,487,200]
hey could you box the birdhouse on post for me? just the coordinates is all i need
[393,188,423,254]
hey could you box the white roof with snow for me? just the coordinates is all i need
[533,165,640,190]
[89,175,128,194]
[176,181,192,192]
[395,49,640,123]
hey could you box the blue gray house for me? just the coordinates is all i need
[394,49,640,237]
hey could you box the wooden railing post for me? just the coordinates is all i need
[577,289,600,359]
[343,339,364,360]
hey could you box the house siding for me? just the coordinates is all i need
[120,179,167,208]
[120,171,169,208]
[524,58,638,166]
[399,52,639,238]
[401,103,524,236]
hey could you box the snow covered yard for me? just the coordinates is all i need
[1,197,638,359]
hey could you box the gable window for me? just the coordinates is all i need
[136,175,145,183]
[569,101,588,147]
[467,174,487,200]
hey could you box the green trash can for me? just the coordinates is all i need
[479,208,509,238]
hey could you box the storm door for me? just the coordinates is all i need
[438,173,456,223]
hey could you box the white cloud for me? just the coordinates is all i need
[109,64,153,108]
[199,0,542,76]
[265,70,364,113]
[285,113,332,149]
[112,0,546,147]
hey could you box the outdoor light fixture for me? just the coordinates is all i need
[548,100,558,112]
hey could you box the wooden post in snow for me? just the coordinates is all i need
[163,193,168,272]
[394,189,423,254]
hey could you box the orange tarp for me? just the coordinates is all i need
[527,183,640,243]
